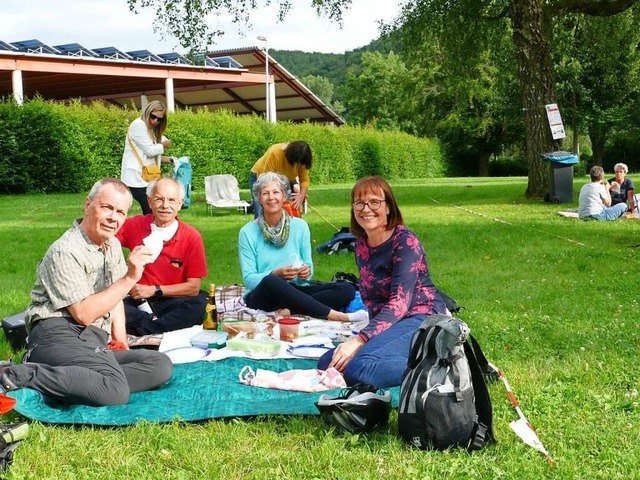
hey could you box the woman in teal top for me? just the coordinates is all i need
[238,172,361,321]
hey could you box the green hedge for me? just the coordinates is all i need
[0,98,444,193]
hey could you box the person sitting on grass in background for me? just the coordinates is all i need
[0,178,172,406]
[578,166,628,221]
[116,177,208,335]
[317,176,447,389]
[608,162,635,213]
[239,172,364,322]
[249,141,312,218]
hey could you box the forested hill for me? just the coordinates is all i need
[269,50,352,88]
[270,33,403,89]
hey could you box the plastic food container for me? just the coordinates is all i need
[226,337,281,357]
[189,330,228,349]
[278,318,300,342]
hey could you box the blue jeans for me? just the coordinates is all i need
[317,314,426,388]
[591,202,627,220]
[124,292,208,335]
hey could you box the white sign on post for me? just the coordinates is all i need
[545,103,566,140]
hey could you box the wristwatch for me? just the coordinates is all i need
[154,285,163,298]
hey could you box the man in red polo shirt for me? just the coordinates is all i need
[117,177,208,334]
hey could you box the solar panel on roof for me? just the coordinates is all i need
[11,39,59,55]
[127,50,164,63]
[0,40,17,51]
[92,47,132,60]
[210,56,242,68]
[54,43,98,58]
[158,52,191,65]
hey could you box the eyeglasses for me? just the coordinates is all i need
[149,113,164,122]
[352,199,385,211]
[151,196,180,206]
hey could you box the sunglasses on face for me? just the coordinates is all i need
[149,113,164,122]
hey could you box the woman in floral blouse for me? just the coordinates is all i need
[318,176,446,388]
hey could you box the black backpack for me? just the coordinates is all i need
[316,227,357,255]
[332,271,360,290]
[398,315,495,451]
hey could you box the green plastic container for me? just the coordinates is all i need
[226,337,281,356]
[189,331,228,349]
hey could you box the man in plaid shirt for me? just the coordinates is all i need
[0,178,172,406]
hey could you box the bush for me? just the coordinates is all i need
[604,132,640,173]
[488,156,528,177]
[0,99,445,193]
[0,99,27,193]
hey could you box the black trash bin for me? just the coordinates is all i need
[541,151,579,203]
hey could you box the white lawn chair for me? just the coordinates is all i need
[204,174,251,214]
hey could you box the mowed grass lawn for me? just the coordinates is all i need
[0,176,638,479]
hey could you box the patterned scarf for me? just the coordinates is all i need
[259,209,290,247]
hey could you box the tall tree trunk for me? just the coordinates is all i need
[572,124,580,155]
[572,92,580,155]
[478,151,491,177]
[589,124,606,166]
[509,0,557,198]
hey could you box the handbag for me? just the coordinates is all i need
[128,133,161,182]
[141,164,161,182]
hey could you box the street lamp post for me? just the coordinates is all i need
[256,35,269,122]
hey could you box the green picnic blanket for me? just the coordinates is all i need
[7,357,400,425]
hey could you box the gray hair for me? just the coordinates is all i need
[614,163,628,174]
[87,178,132,202]
[146,176,185,200]
[252,171,291,199]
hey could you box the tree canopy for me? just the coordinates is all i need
[127,0,352,52]
[128,0,640,196]
[394,0,639,196]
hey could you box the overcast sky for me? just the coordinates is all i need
[1,1,403,54]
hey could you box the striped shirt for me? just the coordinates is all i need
[25,219,127,332]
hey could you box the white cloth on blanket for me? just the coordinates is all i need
[159,325,203,354]
[238,365,346,392]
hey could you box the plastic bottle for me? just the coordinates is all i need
[203,283,218,330]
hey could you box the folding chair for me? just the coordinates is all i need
[204,175,251,214]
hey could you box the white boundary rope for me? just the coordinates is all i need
[427,197,586,247]
[307,202,341,232]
